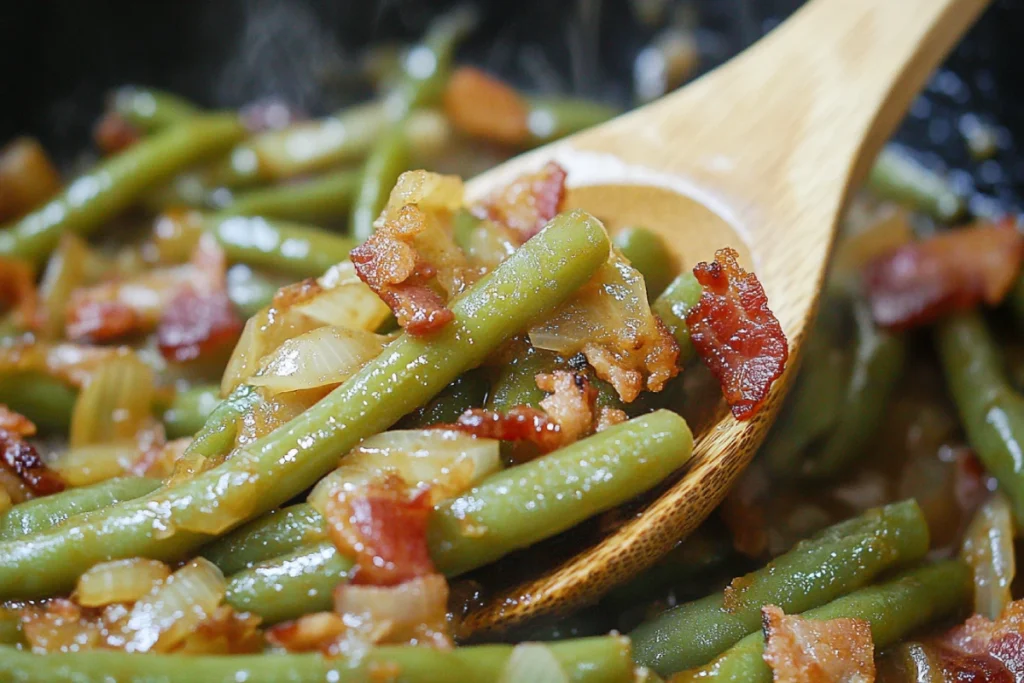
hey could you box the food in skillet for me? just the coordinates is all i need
[0,6,1022,683]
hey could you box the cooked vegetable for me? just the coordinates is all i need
[109,86,200,133]
[221,169,360,223]
[868,145,965,221]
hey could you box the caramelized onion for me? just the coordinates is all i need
[69,355,156,448]
[293,261,391,330]
[963,492,1016,620]
[249,326,389,395]
[74,559,171,608]
[333,573,452,648]
[498,642,570,683]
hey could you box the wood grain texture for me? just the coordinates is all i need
[460,0,989,634]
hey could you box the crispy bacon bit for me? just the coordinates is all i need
[686,248,788,420]
[157,288,242,363]
[0,137,61,223]
[444,407,562,453]
[325,479,435,586]
[66,269,191,342]
[473,161,567,242]
[0,256,39,329]
[0,427,65,497]
[266,612,347,653]
[350,204,454,336]
[176,605,263,655]
[864,221,1024,330]
[596,407,628,431]
[443,67,530,146]
[762,605,875,683]
[334,574,452,649]
[926,600,1024,681]
[536,371,597,445]
[93,112,141,154]
[0,405,36,437]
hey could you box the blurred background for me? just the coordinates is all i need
[2,0,1023,219]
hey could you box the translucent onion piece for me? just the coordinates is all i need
[38,234,91,339]
[380,170,464,223]
[220,306,320,395]
[308,429,500,513]
[333,573,451,647]
[121,558,226,653]
[250,326,389,395]
[70,354,155,448]
[75,559,171,607]
[294,261,391,331]
[467,218,519,271]
[51,442,142,487]
[963,492,1016,620]
[498,642,570,683]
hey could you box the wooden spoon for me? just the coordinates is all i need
[458,0,989,634]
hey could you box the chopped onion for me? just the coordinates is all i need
[294,261,391,331]
[962,491,1016,620]
[250,326,388,395]
[308,429,500,513]
[498,643,570,683]
[51,442,142,487]
[74,559,171,607]
[380,170,464,221]
[121,558,226,653]
[333,573,451,647]
[220,306,321,395]
[37,234,92,340]
[70,354,155,448]
[466,218,519,271]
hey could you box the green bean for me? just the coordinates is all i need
[225,541,352,624]
[110,86,200,133]
[936,311,1024,524]
[0,636,632,683]
[630,499,930,676]
[180,383,262,462]
[222,169,360,223]
[399,370,490,428]
[525,97,620,146]
[350,128,410,242]
[0,609,20,646]
[613,227,677,300]
[800,299,905,477]
[205,214,355,278]
[651,272,702,362]
[867,145,964,221]
[0,115,246,267]
[162,385,222,439]
[0,209,610,599]
[0,477,161,541]
[675,560,970,683]
[0,371,77,434]
[225,264,285,318]
[203,503,326,575]
[429,410,692,575]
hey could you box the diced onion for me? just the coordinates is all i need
[309,429,500,513]
[250,326,388,395]
[74,559,171,607]
[498,643,570,683]
[37,234,91,340]
[380,170,464,222]
[333,573,450,647]
[467,218,518,271]
[51,443,142,487]
[220,307,320,395]
[962,491,1016,620]
[70,355,156,448]
[122,558,226,653]
[294,261,391,331]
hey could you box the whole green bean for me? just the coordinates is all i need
[651,272,702,362]
[350,128,410,242]
[0,636,632,683]
[937,311,1024,524]
[630,499,930,676]
[399,370,490,428]
[800,299,905,477]
[206,215,355,278]
[162,385,222,439]
[0,477,161,541]
[110,86,200,133]
[0,209,610,599]
[0,115,246,267]
[180,383,262,462]
[867,145,964,221]
[675,560,970,683]
[0,371,77,434]
[525,96,620,147]
[222,169,360,223]
[429,410,692,576]
[225,541,352,624]
[203,503,326,575]
[613,227,677,300]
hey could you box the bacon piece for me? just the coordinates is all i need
[443,407,562,453]
[93,112,141,154]
[685,247,788,420]
[443,67,530,146]
[536,370,597,445]
[0,427,64,497]
[0,405,36,437]
[595,407,628,431]
[20,599,105,653]
[266,612,347,653]
[864,221,1024,330]
[0,256,39,330]
[473,161,567,241]
[762,605,875,683]
[350,204,454,336]
[66,268,192,342]
[175,605,263,655]
[921,600,1024,681]
[157,288,242,363]
[324,478,435,586]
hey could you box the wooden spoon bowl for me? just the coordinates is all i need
[459,0,989,634]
